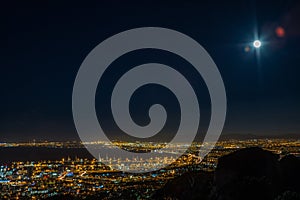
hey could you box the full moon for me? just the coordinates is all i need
[253,40,261,48]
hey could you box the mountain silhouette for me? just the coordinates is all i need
[155,147,300,200]
[45,148,300,200]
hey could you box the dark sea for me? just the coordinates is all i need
[0,147,94,164]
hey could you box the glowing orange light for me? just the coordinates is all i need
[275,26,285,38]
[244,46,250,52]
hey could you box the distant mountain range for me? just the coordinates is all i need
[219,133,300,140]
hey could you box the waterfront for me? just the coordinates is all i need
[0,138,299,199]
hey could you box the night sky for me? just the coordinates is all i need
[2,0,300,142]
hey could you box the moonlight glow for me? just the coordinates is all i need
[253,40,262,48]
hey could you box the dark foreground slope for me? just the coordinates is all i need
[46,148,300,200]
[155,147,300,200]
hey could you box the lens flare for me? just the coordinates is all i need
[253,40,261,48]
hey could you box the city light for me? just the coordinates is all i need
[0,139,299,199]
